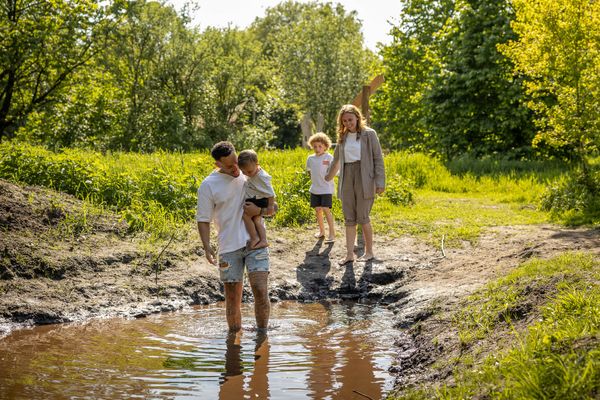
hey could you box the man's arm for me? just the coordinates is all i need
[197,221,217,265]
[244,201,277,217]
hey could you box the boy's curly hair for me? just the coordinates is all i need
[307,132,332,150]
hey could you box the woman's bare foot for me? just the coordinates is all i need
[357,253,375,262]
[314,232,325,238]
[324,236,335,244]
[337,256,354,266]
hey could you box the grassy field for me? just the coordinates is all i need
[0,142,573,243]
[0,142,597,398]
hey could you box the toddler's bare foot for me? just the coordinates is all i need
[253,240,269,249]
[247,238,260,250]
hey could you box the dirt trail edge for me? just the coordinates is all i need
[1,179,598,385]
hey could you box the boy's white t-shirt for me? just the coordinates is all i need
[306,152,335,194]
[196,170,249,254]
[245,168,275,199]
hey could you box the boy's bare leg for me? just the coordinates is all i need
[314,207,325,237]
[324,208,335,241]
[243,212,260,248]
[252,215,269,249]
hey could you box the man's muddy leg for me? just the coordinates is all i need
[224,282,243,332]
[248,271,270,330]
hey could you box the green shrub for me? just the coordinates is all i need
[385,174,415,206]
[273,170,314,226]
[540,166,600,225]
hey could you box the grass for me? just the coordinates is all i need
[389,252,600,400]
[0,141,582,243]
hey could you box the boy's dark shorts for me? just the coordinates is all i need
[310,193,333,208]
[246,197,269,208]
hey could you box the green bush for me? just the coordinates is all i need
[385,174,415,206]
[273,170,314,226]
[540,166,600,225]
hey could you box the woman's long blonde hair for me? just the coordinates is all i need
[336,104,366,144]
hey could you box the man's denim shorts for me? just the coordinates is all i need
[218,246,270,283]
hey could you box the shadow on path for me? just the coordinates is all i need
[295,238,334,298]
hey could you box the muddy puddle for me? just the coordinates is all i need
[0,300,398,399]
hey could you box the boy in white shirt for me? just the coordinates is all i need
[306,132,335,243]
[238,149,275,249]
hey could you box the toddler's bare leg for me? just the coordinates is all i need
[252,215,269,249]
[243,212,260,248]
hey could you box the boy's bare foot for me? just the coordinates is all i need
[314,232,325,238]
[253,240,269,249]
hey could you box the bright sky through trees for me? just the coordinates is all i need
[167,0,402,50]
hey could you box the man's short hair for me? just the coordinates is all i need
[211,141,235,161]
[238,149,259,168]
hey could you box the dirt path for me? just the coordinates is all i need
[1,178,598,363]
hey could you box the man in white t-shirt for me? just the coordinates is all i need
[196,141,274,333]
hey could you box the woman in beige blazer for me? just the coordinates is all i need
[325,104,385,265]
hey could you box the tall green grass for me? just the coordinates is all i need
[390,252,600,400]
[0,141,570,240]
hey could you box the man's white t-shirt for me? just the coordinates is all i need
[196,170,249,254]
[306,153,335,194]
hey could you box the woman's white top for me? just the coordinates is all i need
[344,132,361,163]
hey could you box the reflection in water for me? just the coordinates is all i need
[0,301,397,399]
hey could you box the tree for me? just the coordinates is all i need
[424,0,535,159]
[500,0,600,165]
[371,0,454,151]
[252,1,375,135]
[0,0,107,139]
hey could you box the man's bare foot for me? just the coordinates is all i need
[314,232,325,238]
[253,240,269,249]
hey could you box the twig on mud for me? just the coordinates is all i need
[441,234,446,257]
[430,234,447,263]
[152,232,176,287]
[352,390,375,400]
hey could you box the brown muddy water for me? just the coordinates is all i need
[0,300,398,399]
